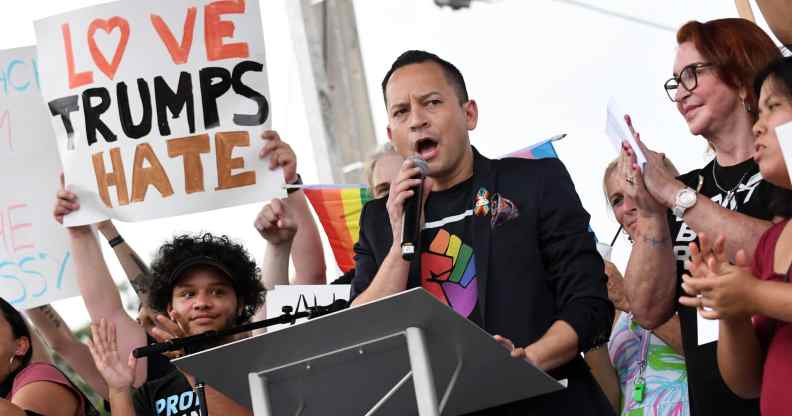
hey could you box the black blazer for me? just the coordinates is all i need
[351,148,615,415]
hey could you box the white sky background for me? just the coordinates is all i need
[0,0,779,328]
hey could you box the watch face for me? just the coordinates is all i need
[680,190,696,207]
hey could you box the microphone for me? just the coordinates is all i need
[401,156,429,260]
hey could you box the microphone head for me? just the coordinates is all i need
[409,156,429,178]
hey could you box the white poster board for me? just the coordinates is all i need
[0,46,79,310]
[34,0,284,226]
[265,285,351,333]
[777,122,792,185]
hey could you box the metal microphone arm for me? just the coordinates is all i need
[133,297,349,359]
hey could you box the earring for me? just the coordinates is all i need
[743,100,753,114]
[9,355,15,367]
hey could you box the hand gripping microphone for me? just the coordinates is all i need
[401,156,429,260]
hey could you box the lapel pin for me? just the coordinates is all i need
[474,188,490,216]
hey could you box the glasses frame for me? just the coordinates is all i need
[664,62,715,102]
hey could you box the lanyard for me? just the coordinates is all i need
[632,323,652,404]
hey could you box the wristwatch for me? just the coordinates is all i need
[672,187,697,218]
[286,174,303,194]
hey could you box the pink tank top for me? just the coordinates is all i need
[8,362,86,415]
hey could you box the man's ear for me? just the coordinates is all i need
[463,99,479,130]
[386,125,393,141]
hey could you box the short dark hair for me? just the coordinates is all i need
[381,50,469,107]
[754,56,792,219]
[148,233,265,325]
[0,297,33,369]
[753,56,792,105]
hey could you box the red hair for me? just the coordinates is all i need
[677,18,781,112]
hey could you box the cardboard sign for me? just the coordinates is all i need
[0,46,78,309]
[34,0,285,226]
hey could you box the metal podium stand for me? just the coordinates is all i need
[176,288,564,415]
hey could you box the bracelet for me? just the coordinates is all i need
[108,236,125,248]
[286,174,303,194]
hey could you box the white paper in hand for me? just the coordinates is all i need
[606,98,648,171]
[776,122,792,182]
[697,312,719,345]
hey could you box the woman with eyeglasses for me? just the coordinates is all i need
[616,18,781,416]
[679,55,792,416]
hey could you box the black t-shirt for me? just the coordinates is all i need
[134,335,198,416]
[145,334,177,381]
[418,176,483,327]
[133,360,198,416]
[669,158,772,416]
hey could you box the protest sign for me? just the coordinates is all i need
[0,46,78,309]
[34,0,284,225]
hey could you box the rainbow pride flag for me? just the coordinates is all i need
[506,134,563,159]
[303,186,373,273]
[305,134,570,273]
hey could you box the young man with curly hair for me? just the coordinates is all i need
[54,131,308,416]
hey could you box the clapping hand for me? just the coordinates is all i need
[679,233,757,320]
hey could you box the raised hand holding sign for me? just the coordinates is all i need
[34,0,285,226]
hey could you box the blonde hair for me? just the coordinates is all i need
[364,142,400,189]
[601,156,680,213]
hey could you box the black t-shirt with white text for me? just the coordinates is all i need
[133,361,199,416]
[669,158,772,416]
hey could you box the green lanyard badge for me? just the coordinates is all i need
[632,319,651,404]
[633,374,646,403]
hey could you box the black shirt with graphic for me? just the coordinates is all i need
[419,176,482,327]
[669,158,773,416]
[133,336,200,416]
[133,360,199,416]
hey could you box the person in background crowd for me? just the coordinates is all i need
[54,130,303,415]
[681,55,792,416]
[255,132,327,288]
[25,305,109,401]
[0,297,98,416]
[584,158,689,415]
[330,142,404,285]
[618,18,781,416]
[249,131,328,328]
[24,213,155,402]
[350,49,614,414]
[365,142,405,200]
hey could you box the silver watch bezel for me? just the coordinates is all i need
[672,187,697,218]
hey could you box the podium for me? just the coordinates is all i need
[175,288,564,415]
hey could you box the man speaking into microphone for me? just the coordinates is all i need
[350,50,614,415]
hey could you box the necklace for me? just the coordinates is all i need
[711,161,749,207]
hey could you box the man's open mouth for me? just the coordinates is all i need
[415,137,439,159]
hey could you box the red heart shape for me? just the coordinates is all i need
[87,17,130,80]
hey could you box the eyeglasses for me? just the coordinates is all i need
[663,63,715,102]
